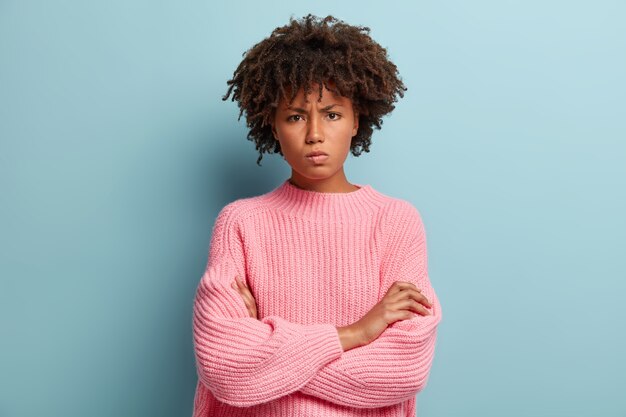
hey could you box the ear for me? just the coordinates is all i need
[352,111,359,137]
[269,113,280,140]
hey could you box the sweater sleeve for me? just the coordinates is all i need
[299,201,443,408]
[191,203,344,407]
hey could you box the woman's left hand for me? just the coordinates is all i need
[232,276,258,319]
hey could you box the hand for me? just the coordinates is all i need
[232,276,258,319]
[348,281,432,348]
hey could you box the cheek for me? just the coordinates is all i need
[337,124,356,146]
[277,141,300,160]
[275,123,300,141]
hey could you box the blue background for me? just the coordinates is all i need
[1,1,625,416]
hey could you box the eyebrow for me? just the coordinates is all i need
[285,104,343,113]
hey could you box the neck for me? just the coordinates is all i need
[263,178,386,222]
[288,171,358,193]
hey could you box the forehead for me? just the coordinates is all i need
[279,82,351,105]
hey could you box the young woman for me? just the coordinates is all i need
[192,14,442,417]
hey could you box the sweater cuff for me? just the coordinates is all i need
[301,323,343,367]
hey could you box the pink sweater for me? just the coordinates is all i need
[191,179,442,416]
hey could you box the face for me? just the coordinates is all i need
[271,82,359,187]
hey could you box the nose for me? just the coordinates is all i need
[305,113,324,144]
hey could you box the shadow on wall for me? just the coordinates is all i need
[198,130,287,213]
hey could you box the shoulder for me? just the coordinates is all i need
[211,194,266,237]
[214,192,269,223]
[376,192,424,229]
[374,191,426,246]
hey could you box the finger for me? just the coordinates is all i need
[395,298,432,316]
[232,276,258,319]
[235,275,245,288]
[237,282,258,310]
[397,281,420,292]
[385,281,411,297]
[385,309,417,324]
[244,294,258,319]
[406,288,431,308]
[232,281,250,305]
[236,289,255,317]
[400,281,422,292]
[238,286,255,306]
[236,278,252,296]
[386,280,421,296]
[235,276,253,295]
[412,290,432,308]
[232,277,252,304]
[389,288,432,308]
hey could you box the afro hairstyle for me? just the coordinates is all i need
[222,14,407,166]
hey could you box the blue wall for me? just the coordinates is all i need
[1,1,624,416]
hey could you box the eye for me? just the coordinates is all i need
[287,115,303,122]
[327,112,341,120]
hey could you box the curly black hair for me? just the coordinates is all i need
[222,14,407,166]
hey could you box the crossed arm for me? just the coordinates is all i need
[192,201,442,408]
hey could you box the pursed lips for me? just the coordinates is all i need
[305,152,329,164]
[305,150,328,157]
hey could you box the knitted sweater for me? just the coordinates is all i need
[191,179,442,417]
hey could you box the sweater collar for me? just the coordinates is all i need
[263,179,388,222]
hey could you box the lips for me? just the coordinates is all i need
[305,151,328,157]
[305,154,329,164]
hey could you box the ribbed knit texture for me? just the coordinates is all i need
[191,179,442,417]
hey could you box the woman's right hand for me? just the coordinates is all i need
[337,281,433,350]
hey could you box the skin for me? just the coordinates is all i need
[231,81,433,351]
[270,81,360,193]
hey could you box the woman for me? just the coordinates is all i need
[192,14,442,417]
